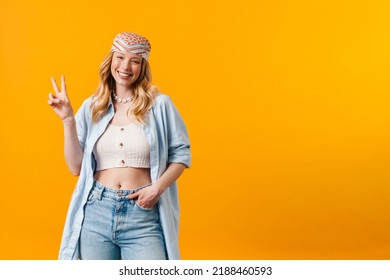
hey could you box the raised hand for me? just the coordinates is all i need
[48,75,75,121]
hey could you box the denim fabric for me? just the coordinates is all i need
[80,180,167,260]
[59,94,191,260]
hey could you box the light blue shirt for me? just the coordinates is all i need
[59,93,191,260]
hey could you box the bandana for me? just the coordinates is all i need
[110,32,151,61]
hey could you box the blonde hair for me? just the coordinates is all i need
[90,52,158,124]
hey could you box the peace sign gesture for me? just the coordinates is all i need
[48,75,75,121]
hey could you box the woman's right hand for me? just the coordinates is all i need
[48,75,75,122]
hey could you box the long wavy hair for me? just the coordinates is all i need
[90,52,158,124]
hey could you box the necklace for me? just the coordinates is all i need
[112,90,133,104]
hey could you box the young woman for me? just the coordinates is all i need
[48,32,191,260]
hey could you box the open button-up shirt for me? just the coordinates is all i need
[59,93,191,260]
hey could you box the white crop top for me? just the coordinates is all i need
[93,123,150,171]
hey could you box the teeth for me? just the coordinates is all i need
[118,72,131,77]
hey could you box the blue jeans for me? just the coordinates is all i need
[79,180,167,260]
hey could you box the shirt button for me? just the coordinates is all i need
[119,143,124,148]
[121,160,125,166]
[121,128,125,132]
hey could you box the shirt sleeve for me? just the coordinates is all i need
[160,95,192,168]
[74,98,90,151]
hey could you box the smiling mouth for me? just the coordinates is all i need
[118,71,133,78]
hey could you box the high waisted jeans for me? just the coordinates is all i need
[79,180,167,260]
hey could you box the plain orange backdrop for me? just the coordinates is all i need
[0,0,389,259]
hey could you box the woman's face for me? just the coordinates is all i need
[111,51,143,89]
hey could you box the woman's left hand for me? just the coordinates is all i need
[127,184,161,209]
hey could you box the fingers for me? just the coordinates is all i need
[48,93,61,103]
[51,77,60,95]
[127,192,139,200]
[61,75,67,95]
[48,93,62,107]
[51,75,68,97]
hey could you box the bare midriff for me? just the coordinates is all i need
[93,167,151,190]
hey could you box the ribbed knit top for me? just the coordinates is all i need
[93,123,150,171]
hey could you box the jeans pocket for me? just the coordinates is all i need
[86,189,98,205]
[135,201,156,211]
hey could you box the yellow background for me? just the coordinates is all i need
[0,0,389,259]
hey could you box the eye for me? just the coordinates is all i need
[131,60,141,64]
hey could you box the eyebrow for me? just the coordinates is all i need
[115,53,141,60]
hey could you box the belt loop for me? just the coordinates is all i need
[96,185,104,200]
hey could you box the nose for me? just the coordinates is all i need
[120,59,132,72]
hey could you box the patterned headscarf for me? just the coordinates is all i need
[110,32,151,61]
